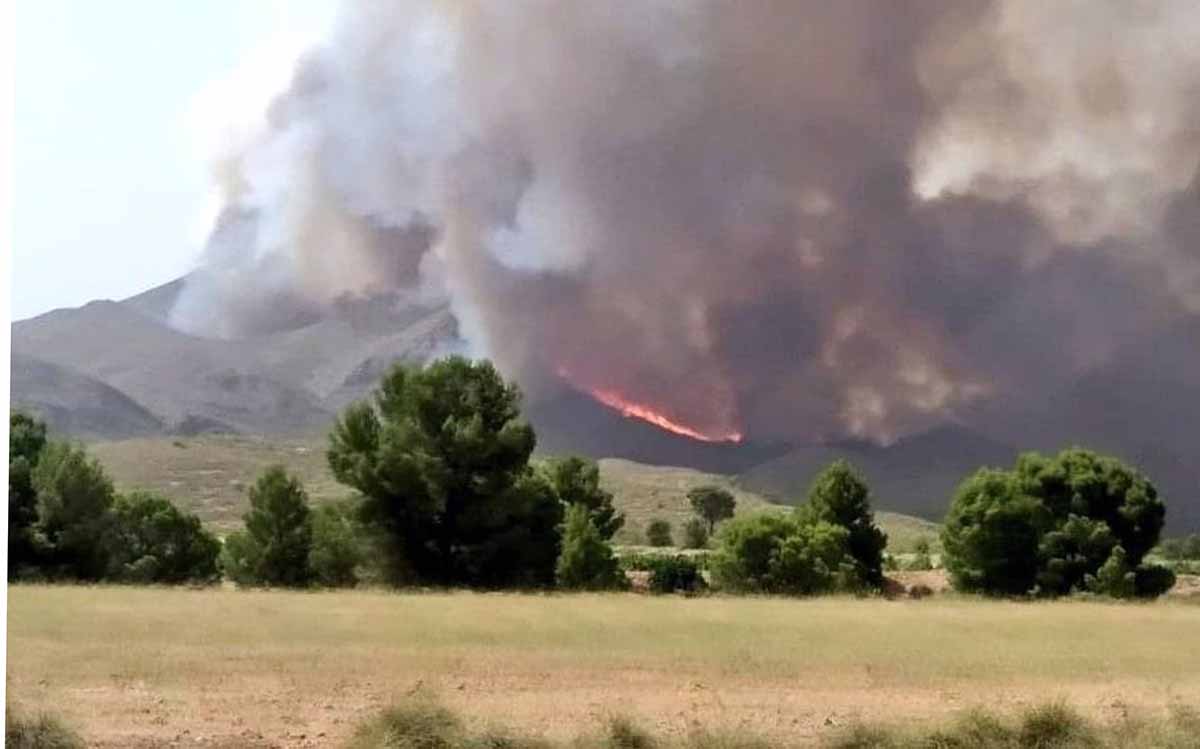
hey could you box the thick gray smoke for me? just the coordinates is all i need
[173,0,1200,444]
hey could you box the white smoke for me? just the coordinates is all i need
[173,0,1200,443]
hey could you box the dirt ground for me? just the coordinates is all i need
[8,585,1199,748]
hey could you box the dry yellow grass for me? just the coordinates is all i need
[7,586,1199,747]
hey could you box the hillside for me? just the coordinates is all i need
[11,354,164,439]
[12,278,455,435]
[88,434,939,551]
[737,425,1017,521]
[14,277,1198,533]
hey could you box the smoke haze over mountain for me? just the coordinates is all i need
[172,0,1200,446]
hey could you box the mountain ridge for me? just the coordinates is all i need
[11,277,1199,531]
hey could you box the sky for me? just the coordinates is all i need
[11,0,337,321]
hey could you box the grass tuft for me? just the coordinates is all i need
[346,699,1200,749]
[5,704,85,749]
[1016,702,1099,748]
[347,698,464,749]
[604,717,657,749]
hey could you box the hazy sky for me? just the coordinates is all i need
[12,0,336,321]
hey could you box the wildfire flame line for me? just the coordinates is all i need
[556,366,743,443]
[588,387,742,443]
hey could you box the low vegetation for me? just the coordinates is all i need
[688,485,737,535]
[557,503,627,590]
[7,412,219,584]
[219,465,316,587]
[346,697,1200,749]
[682,517,709,549]
[827,702,1200,749]
[709,462,887,595]
[107,491,221,584]
[10,587,1200,746]
[8,355,1186,601]
[621,552,706,593]
[5,704,84,749]
[646,518,674,547]
[942,449,1175,598]
[327,357,564,588]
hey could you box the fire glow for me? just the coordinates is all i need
[585,386,744,444]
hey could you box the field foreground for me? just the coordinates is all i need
[8,586,1200,747]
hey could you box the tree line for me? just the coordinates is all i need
[7,355,1181,598]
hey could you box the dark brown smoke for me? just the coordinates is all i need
[173,0,1200,445]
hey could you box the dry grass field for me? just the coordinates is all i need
[8,586,1199,748]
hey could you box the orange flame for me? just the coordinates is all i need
[585,386,744,444]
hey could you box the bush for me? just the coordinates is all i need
[707,513,858,595]
[107,492,220,584]
[1158,534,1200,561]
[31,441,116,581]
[556,504,625,590]
[604,717,656,749]
[646,519,673,547]
[682,518,709,549]
[942,449,1170,598]
[904,539,934,572]
[1133,563,1176,598]
[218,531,260,586]
[328,357,563,588]
[830,702,1109,749]
[688,485,737,535]
[9,411,48,578]
[624,554,705,594]
[309,500,366,587]
[347,698,1200,749]
[220,466,313,587]
[546,456,624,540]
[5,704,84,749]
[347,697,463,749]
[799,460,887,586]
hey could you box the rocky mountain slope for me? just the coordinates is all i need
[11,278,1199,531]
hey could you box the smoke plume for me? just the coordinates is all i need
[173,0,1200,445]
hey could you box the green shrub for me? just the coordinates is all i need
[644,555,704,594]
[107,492,220,584]
[682,518,709,549]
[708,513,857,595]
[1018,702,1101,748]
[546,456,624,540]
[220,466,313,587]
[309,500,365,587]
[9,411,48,578]
[556,504,625,590]
[646,519,673,547]
[903,538,934,571]
[218,530,261,586]
[707,514,794,592]
[942,449,1170,598]
[5,704,84,749]
[327,357,563,588]
[687,486,736,535]
[1084,545,1136,598]
[882,553,899,572]
[31,441,116,581]
[1132,564,1176,598]
[799,460,888,587]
